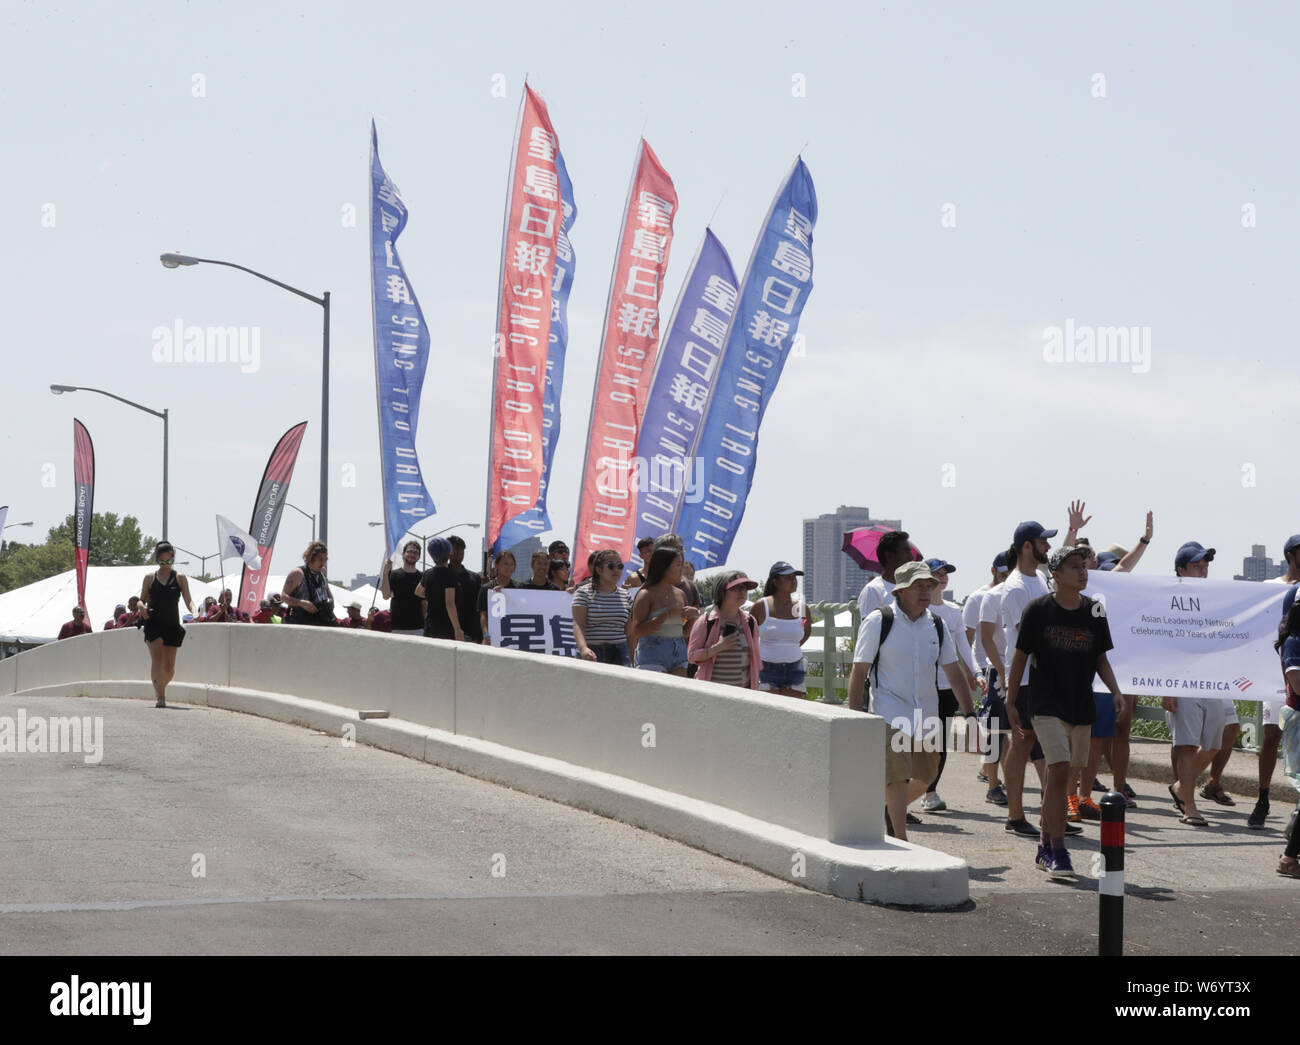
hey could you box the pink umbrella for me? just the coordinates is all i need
[841,525,921,574]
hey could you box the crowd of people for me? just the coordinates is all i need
[843,504,1300,882]
[59,508,1300,881]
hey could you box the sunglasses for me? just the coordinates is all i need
[158,558,174,564]
[552,562,571,570]
[602,561,624,571]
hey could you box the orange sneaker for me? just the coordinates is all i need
[1079,796,1102,821]
[1066,795,1082,822]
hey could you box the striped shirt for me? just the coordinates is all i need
[572,585,632,644]
[711,623,751,687]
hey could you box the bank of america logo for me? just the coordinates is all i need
[1233,676,1253,692]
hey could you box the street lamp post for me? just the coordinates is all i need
[370,521,480,571]
[171,545,218,578]
[160,252,329,544]
[50,385,168,539]
[286,502,317,542]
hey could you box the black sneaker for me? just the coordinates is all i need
[1122,783,1137,799]
[1248,796,1269,830]
[1091,777,1106,793]
[1043,820,1084,836]
[906,812,922,825]
[1005,818,1039,837]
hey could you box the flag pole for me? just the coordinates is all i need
[370,547,389,613]
[216,517,226,608]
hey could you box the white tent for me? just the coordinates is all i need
[0,566,216,644]
[0,566,374,645]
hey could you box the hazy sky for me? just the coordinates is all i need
[3,1,1297,596]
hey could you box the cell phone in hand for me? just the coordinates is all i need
[721,623,738,637]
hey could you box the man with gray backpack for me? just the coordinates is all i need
[847,562,976,842]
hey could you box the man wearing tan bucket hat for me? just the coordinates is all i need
[847,561,976,842]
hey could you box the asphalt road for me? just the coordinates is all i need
[0,694,1294,955]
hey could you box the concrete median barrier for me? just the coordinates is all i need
[1,625,969,906]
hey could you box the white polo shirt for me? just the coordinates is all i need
[962,586,989,669]
[854,606,957,735]
[856,575,895,619]
[1000,568,1049,685]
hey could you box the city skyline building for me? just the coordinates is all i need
[802,505,903,604]
[1234,543,1285,582]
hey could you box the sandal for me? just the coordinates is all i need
[1279,856,1300,879]
[1180,814,1209,827]
[1168,783,1185,813]
[1200,784,1236,807]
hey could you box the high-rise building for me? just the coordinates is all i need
[1234,544,1284,582]
[505,536,545,582]
[802,506,903,604]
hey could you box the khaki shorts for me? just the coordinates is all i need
[885,725,942,785]
[1167,698,1223,751]
[1034,715,1091,767]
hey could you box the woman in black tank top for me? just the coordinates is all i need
[139,541,195,708]
[281,541,336,625]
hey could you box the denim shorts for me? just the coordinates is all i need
[759,659,806,691]
[589,641,630,667]
[635,635,687,672]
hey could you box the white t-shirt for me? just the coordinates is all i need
[856,575,895,619]
[931,600,974,691]
[978,581,1007,669]
[962,586,989,668]
[853,606,957,735]
[1000,568,1050,685]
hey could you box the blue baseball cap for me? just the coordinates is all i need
[924,557,956,574]
[1284,535,1300,558]
[768,561,804,577]
[1174,541,1215,570]
[1097,551,1121,571]
[1013,521,1058,548]
[992,552,1010,573]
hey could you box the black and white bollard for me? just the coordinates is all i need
[1098,791,1126,956]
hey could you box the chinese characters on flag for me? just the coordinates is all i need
[487,86,566,552]
[572,139,677,581]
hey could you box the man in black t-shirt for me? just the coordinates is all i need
[382,540,426,636]
[447,535,483,642]
[1007,546,1124,880]
[416,537,458,640]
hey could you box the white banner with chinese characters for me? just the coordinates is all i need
[486,588,578,657]
[1085,571,1289,700]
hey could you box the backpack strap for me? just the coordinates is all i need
[870,606,945,688]
[869,604,895,689]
